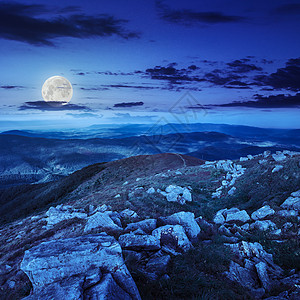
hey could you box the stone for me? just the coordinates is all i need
[125,219,157,234]
[241,223,250,231]
[256,262,270,291]
[277,210,298,217]
[218,225,232,236]
[272,165,283,173]
[118,233,160,251]
[145,253,171,276]
[21,233,141,300]
[46,206,87,226]
[213,209,227,224]
[146,187,155,194]
[84,212,122,233]
[163,185,192,205]
[226,210,250,224]
[152,225,192,252]
[240,157,248,162]
[272,152,286,162]
[7,280,15,289]
[227,186,236,196]
[281,196,300,210]
[251,205,275,220]
[250,220,277,231]
[291,190,300,197]
[120,209,139,219]
[159,212,200,240]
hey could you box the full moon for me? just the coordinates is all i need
[42,76,73,105]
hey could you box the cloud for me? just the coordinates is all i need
[0,2,139,46]
[66,113,102,118]
[211,93,300,108]
[114,101,144,108]
[1,85,25,89]
[255,57,300,91]
[204,70,244,86]
[156,0,246,25]
[19,101,90,111]
[273,3,300,15]
[109,113,156,122]
[227,59,262,73]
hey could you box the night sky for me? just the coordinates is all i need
[1,0,300,130]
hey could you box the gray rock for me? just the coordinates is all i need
[21,233,141,300]
[162,185,192,205]
[118,233,160,251]
[251,205,275,220]
[272,152,286,162]
[256,262,270,291]
[159,211,200,239]
[281,196,300,211]
[291,190,300,197]
[228,186,236,196]
[272,165,283,173]
[250,220,277,231]
[120,209,139,220]
[277,210,298,217]
[213,209,227,224]
[218,225,232,236]
[46,206,87,226]
[125,219,157,234]
[146,187,155,194]
[146,253,171,276]
[84,212,122,233]
[152,225,192,252]
[226,210,250,224]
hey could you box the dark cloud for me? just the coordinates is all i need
[227,59,262,73]
[0,2,139,46]
[19,101,90,111]
[255,57,300,91]
[156,0,246,25]
[212,93,300,108]
[114,101,144,108]
[145,65,205,84]
[273,3,300,15]
[204,70,244,86]
[1,85,25,89]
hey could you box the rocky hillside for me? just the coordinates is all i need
[0,151,300,299]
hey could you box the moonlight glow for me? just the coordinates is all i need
[42,76,73,104]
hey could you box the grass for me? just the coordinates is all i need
[130,239,252,300]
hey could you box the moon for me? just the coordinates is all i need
[42,76,73,105]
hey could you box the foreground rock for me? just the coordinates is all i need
[251,205,275,220]
[159,185,192,205]
[159,211,200,240]
[21,233,141,300]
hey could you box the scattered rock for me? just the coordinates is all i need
[146,187,155,194]
[152,225,192,252]
[46,206,87,226]
[250,220,277,231]
[277,210,298,217]
[255,262,270,291]
[125,219,157,234]
[272,152,286,162]
[251,205,275,220]
[84,212,122,233]
[272,165,283,173]
[226,209,250,224]
[159,212,200,240]
[119,233,160,251]
[120,209,139,220]
[281,196,300,211]
[160,185,192,205]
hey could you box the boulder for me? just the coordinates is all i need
[226,210,250,224]
[118,233,160,251]
[84,212,122,233]
[159,212,200,239]
[277,210,298,217]
[120,209,139,220]
[162,185,192,205]
[256,262,270,291]
[250,220,277,231]
[146,187,155,194]
[272,165,283,173]
[152,225,192,252]
[281,196,300,211]
[272,152,286,162]
[125,219,157,234]
[21,233,141,300]
[251,205,275,220]
[145,253,171,278]
[46,206,87,226]
[228,187,236,196]
[213,209,227,224]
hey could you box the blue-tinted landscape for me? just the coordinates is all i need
[0,1,300,299]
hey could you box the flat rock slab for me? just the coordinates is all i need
[21,233,141,300]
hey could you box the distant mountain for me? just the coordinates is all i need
[0,124,300,187]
